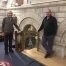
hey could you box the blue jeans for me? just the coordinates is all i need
[42,35,54,54]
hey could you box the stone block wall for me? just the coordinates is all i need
[31,0,59,4]
[0,0,66,58]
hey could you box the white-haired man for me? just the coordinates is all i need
[2,11,20,55]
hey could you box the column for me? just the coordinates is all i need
[23,0,28,5]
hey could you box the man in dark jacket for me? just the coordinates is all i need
[2,11,20,55]
[38,9,57,58]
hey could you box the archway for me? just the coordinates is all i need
[19,17,40,51]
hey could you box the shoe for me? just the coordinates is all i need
[44,51,54,58]
[9,50,14,53]
[5,51,8,55]
[49,51,54,58]
[12,45,15,48]
[44,53,50,58]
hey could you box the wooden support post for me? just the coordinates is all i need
[22,31,24,51]
[15,31,24,52]
[19,31,22,52]
[15,31,19,51]
[37,32,40,51]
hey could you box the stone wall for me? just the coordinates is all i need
[30,0,59,4]
[1,0,66,58]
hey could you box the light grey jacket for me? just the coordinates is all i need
[2,17,20,33]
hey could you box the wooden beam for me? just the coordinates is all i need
[37,32,40,51]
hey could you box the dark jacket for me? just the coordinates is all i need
[2,17,20,33]
[38,16,57,36]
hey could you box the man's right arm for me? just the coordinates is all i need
[38,19,44,32]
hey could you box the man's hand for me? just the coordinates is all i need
[2,33,5,36]
[36,31,39,33]
[18,31,22,33]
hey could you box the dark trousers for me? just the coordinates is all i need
[4,33,13,52]
[42,35,54,54]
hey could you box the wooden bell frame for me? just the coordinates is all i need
[15,31,40,52]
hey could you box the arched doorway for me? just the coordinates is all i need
[19,17,40,51]
[23,24,37,49]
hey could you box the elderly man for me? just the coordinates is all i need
[38,9,57,58]
[2,11,20,55]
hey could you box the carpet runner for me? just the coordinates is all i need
[0,41,45,66]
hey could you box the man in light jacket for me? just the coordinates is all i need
[2,11,20,55]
